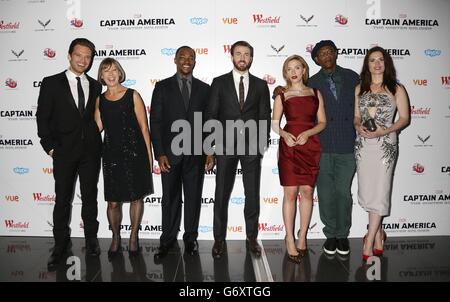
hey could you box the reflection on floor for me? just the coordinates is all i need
[1,236,449,282]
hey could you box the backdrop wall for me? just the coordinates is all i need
[1,0,449,240]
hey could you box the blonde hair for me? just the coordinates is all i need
[282,55,309,87]
[97,57,126,85]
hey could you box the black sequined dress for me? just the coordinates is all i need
[100,88,153,202]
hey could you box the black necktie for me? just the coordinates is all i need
[239,76,244,111]
[76,76,85,115]
[181,78,189,110]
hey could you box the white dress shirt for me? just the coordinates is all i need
[65,69,90,109]
[232,69,249,103]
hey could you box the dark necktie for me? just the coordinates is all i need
[239,76,244,111]
[76,76,85,115]
[327,74,337,100]
[181,78,189,110]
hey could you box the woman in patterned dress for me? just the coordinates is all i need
[354,46,409,261]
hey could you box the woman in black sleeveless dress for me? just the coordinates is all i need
[95,58,153,258]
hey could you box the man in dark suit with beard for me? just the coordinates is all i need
[205,40,271,259]
[36,38,103,271]
[150,46,211,260]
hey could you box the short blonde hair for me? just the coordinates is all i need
[97,57,126,85]
[282,55,309,87]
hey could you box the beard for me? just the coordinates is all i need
[233,59,252,71]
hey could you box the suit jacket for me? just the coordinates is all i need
[308,65,359,154]
[206,72,271,156]
[150,74,211,165]
[36,71,102,158]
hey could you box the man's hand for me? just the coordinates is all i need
[157,155,171,173]
[205,155,215,171]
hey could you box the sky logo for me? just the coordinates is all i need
[190,17,208,25]
[424,49,441,57]
[230,197,245,205]
[13,167,29,174]
[272,168,279,174]
[198,225,213,233]
[161,48,176,56]
[123,79,136,87]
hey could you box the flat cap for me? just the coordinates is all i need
[311,40,338,65]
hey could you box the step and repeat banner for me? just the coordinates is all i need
[1,0,449,239]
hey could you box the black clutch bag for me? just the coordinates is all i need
[363,118,377,132]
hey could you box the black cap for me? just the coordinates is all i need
[311,40,338,65]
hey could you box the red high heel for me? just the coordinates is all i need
[362,234,371,262]
[373,230,387,256]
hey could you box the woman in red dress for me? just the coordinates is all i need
[272,55,326,263]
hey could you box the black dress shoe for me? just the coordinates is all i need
[246,238,261,257]
[47,240,72,271]
[86,238,101,257]
[47,250,64,271]
[184,240,199,255]
[212,240,225,259]
[154,244,170,262]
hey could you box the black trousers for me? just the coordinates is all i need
[160,155,205,246]
[213,155,262,241]
[52,149,100,247]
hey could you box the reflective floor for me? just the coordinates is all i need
[1,236,449,282]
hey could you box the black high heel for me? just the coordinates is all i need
[285,236,301,264]
[108,235,121,260]
[296,230,308,257]
[129,235,141,257]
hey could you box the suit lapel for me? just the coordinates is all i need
[243,74,256,111]
[170,75,188,113]
[86,76,96,109]
[225,72,241,111]
[189,77,199,111]
[60,72,78,112]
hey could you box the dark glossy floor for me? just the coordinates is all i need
[1,236,449,282]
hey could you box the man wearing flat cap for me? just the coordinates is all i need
[308,40,359,257]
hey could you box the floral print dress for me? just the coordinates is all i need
[355,92,397,216]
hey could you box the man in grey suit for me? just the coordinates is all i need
[205,41,271,259]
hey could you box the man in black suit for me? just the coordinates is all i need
[205,41,271,259]
[150,46,211,259]
[36,38,103,271]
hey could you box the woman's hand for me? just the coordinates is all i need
[296,131,310,145]
[281,131,297,147]
[359,122,387,139]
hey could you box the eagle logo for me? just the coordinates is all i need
[38,19,51,28]
[300,15,314,24]
[271,45,285,54]
[417,135,430,143]
[11,49,24,58]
